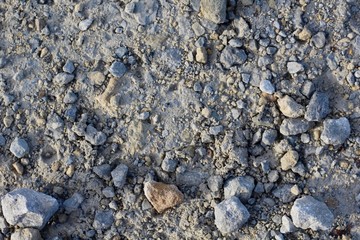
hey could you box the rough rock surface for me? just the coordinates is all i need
[321,117,351,145]
[200,0,227,24]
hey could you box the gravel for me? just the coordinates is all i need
[321,117,351,145]
[259,80,275,94]
[277,95,305,118]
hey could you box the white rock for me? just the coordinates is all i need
[287,62,304,74]
[79,19,93,31]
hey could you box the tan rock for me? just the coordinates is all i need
[298,27,312,41]
[196,47,207,64]
[277,95,304,118]
[11,228,43,240]
[280,150,299,171]
[144,181,184,213]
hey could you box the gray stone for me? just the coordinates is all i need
[224,176,255,202]
[350,12,360,35]
[78,18,93,31]
[84,125,107,146]
[62,60,75,74]
[301,81,315,98]
[176,171,207,187]
[209,125,224,135]
[267,170,279,183]
[125,0,159,25]
[0,216,8,233]
[254,182,264,193]
[1,188,59,230]
[63,90,78,104]
[161,152,178,172]
[11,228,42,240]
[239,0,253,6]
[228,147,248,166]
[63,193,84,213]
[53,73,75,86]
[0,134,6,146]
[280,118,310,136]
[207,175,223,192]
[0,57,6,68]
[280,215,296,234]
[287,62,304,74]
[111,164,128,188]
[200,0,227,24]
[93,164,112,181]
[262,129,277,145]
[272,184,297,203]
[93,210,114,230]
[109,61,127,78]
[290,196,334,231]
[102,187,115,198]
[277,96,304,118]
[304,92,330,121]
[10,137,29,158]
[214,196,250,234]
[312,32,326,49]
[259,80,275,94]
[321,117,351,145]
[220,46,247,69]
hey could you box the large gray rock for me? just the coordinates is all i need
[321,117,351,145]
[224,176,255,202]
[280,118,310,136]
[304,92,330,121]
[290,196,334,231]
[200,0,227,24]
[220,46,247,69]
[214,196,250,234]
[1,188,59,230]
[10,137,29,158]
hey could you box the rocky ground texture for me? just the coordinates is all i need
[0,0,359,239]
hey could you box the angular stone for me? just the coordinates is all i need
[220,46,247,69]
[280,150,299,171]
[11,228,43,240]
[79,18,93,31]
[144,181,184,213]
[321,117,351,145]
[214,196,250,234]
[109,61,127,78]
[196,47,207,63]
[277,96,304,118]
[63,193,84,213]
[88,71,105,85]
[1,188,59,230]
[224,176,255,202]
[111,164,128,188]
[287,62,304,74]
[280,118,310,136]
[93,210,114,230]
[259,80,275,94]
[272,184,298,203]
[280,215,296,233]
[304,92,330,122]
[53,73,75,86]
[312,32,326,49]
[290,196,334,231]
[200,0,227,24]
[10,137,29,158]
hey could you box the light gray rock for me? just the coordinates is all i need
[200,0,227,24]
[209,125,224,135]
[53,73,75,86]
[287,62,304,74]
[321,117,351,145]
[214,196,250,234]
[304,92,330,121]
[63,193,84,213]
[1,188,59,230]
[280,118,310,136]
[220,46,247,69]
[78,18,93,31]
[259,80,275,94]
[262,129,277,145]
[161,152,178,172]
[277,96,304,118]
[280,150,299,171]
[312,32,326,49]
[111,164,128,188]
[62,60,75,74]
[10,137,29,158]
[272,184,297,203]
[93,210,114,230]
[290,196,334,231]
[224,176,255,202]
[10,228,42,240]
[207,175,223,192]
[280,215,296,234]
[109,61,127,78]
[84,125,107,146]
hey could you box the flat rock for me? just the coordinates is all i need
[144,181,184,213]
[214,196,250,234]
[277,95,304,118]
[290,196,334,231]
[220,46,247,69]
[1,188,59,230]
[224,176,255,202]
[320,117,351,145]
[304,92,330,121]
[200,0,227,24]
[10,137,29,158]
[280,118,310,136]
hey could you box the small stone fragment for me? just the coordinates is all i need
[224,176,255,202]
[11,228,43,240]
[290,196,334,231]
[259,80,275,94]
[280,118,310,136]
[10,137,29,158]
[262,129,277,145]
[196,47,207,64]
[111,164,128,188]
[214,196,250,234]
[12,162,24,175]
[304,92,330,122]
[220,46,247,69]
[272,184,298,203]
[79,18,93,31]
[280,215,296,233]
[93,210,114,230]
[312,32,326,49]
[277,95,304,118]
[161,152,178,173]
[207,175,223,192]
[63,193,84,213]
[287,62,304,74]
[280,150,299,171]
[298,27,312,41]
[88,71,105,85]
[53,73,75,86]
[144,181,184,213]
[200,0,227,24]
[84,125,107,146]
[62,60,75,74]
[109,61,127,78]
[321,117,351,145]
[93,164,112,181]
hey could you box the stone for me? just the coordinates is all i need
[312,32,326,49]
[298,27,312,41]
[304,92,330,121]
[214,196,250,234]
[272,184,298,203]
[161,152,178,172]
[111,164,128,188]
[109,61,127,78]
[10,137,29,158]
[321,117,351,145]
[280,118,310,136]
[262,129,277,145]
[290,196,334,231]
[63,90,78,104]
[93,164,112,180]
[268,170,279,183]
[200,0,227,24]
[93,210,114,230]
[287,62,304,74]
[143,181,184,213]
[280,215,296,233]
[196,47,207,63]
[78,18,93,31]
[53,73,75,86]
[259,80,275,94]
[11,228,43,240]
[277,96,304,118]
[280,150,299,171]
[0,134,5,146]
[207,175,223,192]
[209,125,223,135]
[102,187,115,198]
[349,12,360,35]
[88,71,105,85]
[63,193,84,213]
[62,60,75,74]
[1,188,59,230]
[84,125,107,146]
[125,0,159,26]
[220,46,247,69]
[224,176,255,202]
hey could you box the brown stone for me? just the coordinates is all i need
[144,181,184,213]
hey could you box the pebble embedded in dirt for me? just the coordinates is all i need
[321,117,351,145]
[10,137,29,158]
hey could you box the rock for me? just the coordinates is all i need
[79,18,93,31]
[262,129,277,145]
[0,134,5,146]
[280,215,296,233]
[93,164,112,180]
[161,152,178,172]
[267,170,279,183]
[63,193,84,213]
[280,150,299,171]
[88,71,105,85]
[93,210,114,230]
[53,73,75,86]
[196,47,207,63]
[200,0,227,24]
[10,137,29,158]
[272,184,298,203]
[321,117,351,145]
[298,27,312,41]
[280,118,310,136]
[224,176,255,202]
[0,56,6,68]
[62,60,75,74]
[143,181,184,213]
[349,12,360,35]
[277,96,304,118]
[1,188,59,230]
[125,0,159,26]
[84,125,107,146]
[214,196,250,234]
[209,125,223,135]
[207,175,223,192]
[11,228,43,240]
[220,46,247,69]
[111,164,128,188]
[259,80,275,94]
[287,62,304,74]
[290,196,334,231]
[102,187,115,198]
[109,61,127,78]
[304,92,330,121]
[63,90,78,104]
[312,32,326,49]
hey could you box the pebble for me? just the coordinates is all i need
[196,47,207,64]
[268,170,279,183]
[272,184,298,203]
[224,176,255,202]
[102,187,115,198]
[262,129,278,145]
[280,118,310,136]
[12,162,24,175]
[200,0,227,24]
[84,125,107,146]
[0,56,6,68]
[78,18,93,31]
[298,27,312,41]
[63,90,78,104]
[88,71,105,85]
[144,181,184,213]
[0,134,5,146]
[207,175,223,192]
[304,92,330,121]
[138,112,150,120]
[280,150,299,171]
[259,80,275,94]
[11,228,43,240]
[10,137,29,158]
[53,73,75,86]
[62,60,75,74]
[63,193,84,213]
[93,164,112,181]
[280,215,296,233]
[109,61,127,78]
[290,196,334,230]
[93,210,114,230]
[320,117,351,145]
[209,125,223,135]
[161,152,178,173]
[214,196,250,234]
[1,188,59,229]
[311,32,326,49]
[220,46,247,69]
[111,164,128,188]
[277,95,305,118]
[287,62,304,74]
